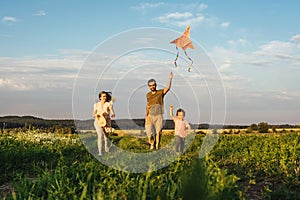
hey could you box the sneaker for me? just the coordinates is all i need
[156,145,159,150]
[150,145,154,150]
[105,148,109,153]
[98,152,102,156]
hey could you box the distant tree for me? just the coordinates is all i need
[280,129,287,133]
[246,127,253,133]
[222,130,229,135]
[272,126,277,133]
[250,124,258,131]
[258,122,269,133]
[198,124,209,129]
[196,130,206,135]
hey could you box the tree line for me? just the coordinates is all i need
[0,116,298,133]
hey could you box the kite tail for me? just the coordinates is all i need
[184,50,193,72]
[174,46,179,68]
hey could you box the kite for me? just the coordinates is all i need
[170,25,195,72]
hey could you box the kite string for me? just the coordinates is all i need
[174,46,179,68]
[184,50,193,72]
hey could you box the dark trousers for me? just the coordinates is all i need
[175,136,185,154]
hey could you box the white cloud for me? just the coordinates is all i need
[156,12,204,27]
[1,16,18,23]
[0,54,84,91]
[176,15,205,27]
[222,74,250,82]
[275,91,293,100]
[0,77,33,91]
[33,10,46,16]
[198,3,208,11]
[220,21,230,28]
[291,34,300,42]
[0,78,10,86]
[132,2,165,10]
[0,49,173,91]
[151,3,230,29]
[179,15,205,27]
[256,41,295,55]
[208,34,300,107]
[158,12,193,20]
[218,59,232,72]
[247,60,271,66]
[212,38,300,70]
[274,54,300,61]
[254,40,300,62]
[209,46,250,69]
[227,38,247,46]
[59,49,90,58]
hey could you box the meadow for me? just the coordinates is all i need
[0,128,299,199]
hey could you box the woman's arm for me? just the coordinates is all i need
[92,103,97,118]
[108,102,115,118]
[110,105,115,118]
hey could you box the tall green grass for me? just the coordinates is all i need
[1,129,299,199]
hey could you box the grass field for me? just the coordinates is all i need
[0,129,299,199]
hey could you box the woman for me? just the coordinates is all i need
[93,91,115,156]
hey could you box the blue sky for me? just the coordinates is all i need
[1,1,300,124]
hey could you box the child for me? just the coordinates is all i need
[169,105,191,154]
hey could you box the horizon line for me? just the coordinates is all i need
[0,115,299,126]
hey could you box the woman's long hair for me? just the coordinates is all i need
[98,91,112,102]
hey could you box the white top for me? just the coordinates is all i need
[93,101,113,116]
[173,118,190,138]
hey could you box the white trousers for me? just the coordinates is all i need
[94,120,109,153]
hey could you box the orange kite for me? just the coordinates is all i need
[170,26,195,72]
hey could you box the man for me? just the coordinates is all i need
[145,72,173,150]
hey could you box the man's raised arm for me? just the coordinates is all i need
[163,72,173,94]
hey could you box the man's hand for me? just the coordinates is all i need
[169,72,173,80]
[163,72,173,94]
